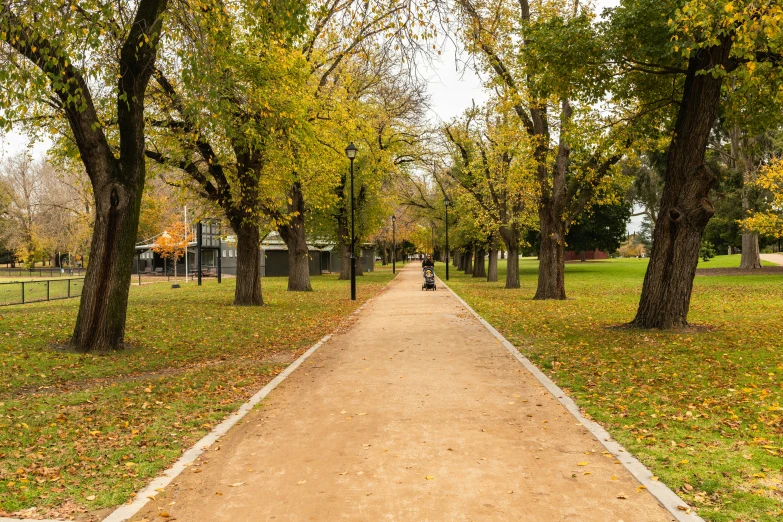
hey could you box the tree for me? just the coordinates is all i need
[565,201,632,259]
[604,0,783,328]
[443,101,538,288]
[152,221,192,279]
[0,153,46,266]
[455,0,626,299]
[144,1,308,303]
[1,0,170,350]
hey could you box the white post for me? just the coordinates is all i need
[184,205,188,283]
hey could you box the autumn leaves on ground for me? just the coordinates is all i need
[0,270,394,520]
[446,257,783,522]
[2,258,782,521]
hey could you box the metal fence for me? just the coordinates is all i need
[0,278,84,306]
[0,267,86,278]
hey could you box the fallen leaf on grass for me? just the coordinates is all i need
[85,495,96,501]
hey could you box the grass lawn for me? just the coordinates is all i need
[697,254,777,269]
[443,256,783,522]
[0,268,394,518]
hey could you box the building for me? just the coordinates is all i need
[564,249,610,262]
[133,227,375,277]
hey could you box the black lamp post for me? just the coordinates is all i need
[444,195,451,281]
[392,215,396,274]
[345,142,358,300]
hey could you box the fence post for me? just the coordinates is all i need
[46,280,50,301]
[21,282,25,304]
[68,279,71,298]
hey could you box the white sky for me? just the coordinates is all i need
[2,0,641,232]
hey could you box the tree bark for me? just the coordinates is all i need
[739,165,762,269]
[740,232,762,269]
[339,238,351,280]
[233,220,263,306]
[278,182,312,291]
[356,247,365,276]
[580,251,586,262]
[500,227,521,289]
[632,38,732,328]
[463,248,473,274]
[487,240,499,282]
[473,248,486,278]
[535,209,566,299]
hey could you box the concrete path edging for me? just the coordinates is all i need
[0,278,390,522]
[438,278,705,522]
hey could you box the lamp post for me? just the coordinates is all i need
[345,142,358,300]
[392,215,396,274]
[444,195,451,281]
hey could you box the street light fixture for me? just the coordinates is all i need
[444,195,451,281]
[392,215,396,274]
[345,142,358,300]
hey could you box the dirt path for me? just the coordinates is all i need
[761,253,783,266]
[132,264,673,522]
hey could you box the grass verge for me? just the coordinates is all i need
[444,256,783,522]
[0,268,394,519]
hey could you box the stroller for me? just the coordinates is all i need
[422,266,436,291]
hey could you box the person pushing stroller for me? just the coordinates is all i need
[421,255,436,291]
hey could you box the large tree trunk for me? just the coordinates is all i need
[278,182,312,291]
[740,232,762,269]
[730,119,763,270]
[535,209,566,299]
[632,38,732,328]
[580,251,586,262]
[487,240,499,282]
[339,239,351,280]
[233,220,263,306]
[71,181,144,352]
[739,171,761,269]
[473,248,486,278]
[356,247,365,276]
[500,227,520,289]
[381,244,388,265]
[533,99,570,301]
[463,248,473,274]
